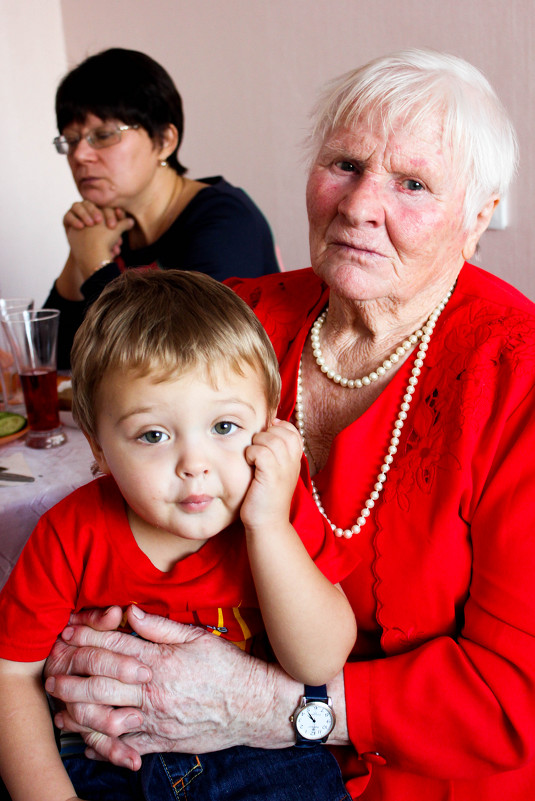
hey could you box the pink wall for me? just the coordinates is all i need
[59,0,535,298]
[0,2,74,305]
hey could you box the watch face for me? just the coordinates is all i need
[296,701,334,740]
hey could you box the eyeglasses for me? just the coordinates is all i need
[53,123,140,155]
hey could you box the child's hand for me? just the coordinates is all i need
[240,419,302,531]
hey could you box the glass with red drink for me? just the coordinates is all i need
[2,310,66,448]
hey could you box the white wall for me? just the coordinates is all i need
[2,0,535,302]
[0,0,73,305]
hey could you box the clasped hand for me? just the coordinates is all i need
[64,200,134,281]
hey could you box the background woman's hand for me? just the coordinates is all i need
[44,605,299,770]
[63,200,129,232]
[56,205,134,300]
[65,216,134,283]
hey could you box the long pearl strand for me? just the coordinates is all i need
[295,284,455,539]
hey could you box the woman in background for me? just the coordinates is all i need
[46,48,280,369]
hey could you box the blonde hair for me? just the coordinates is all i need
[307,48,518,227]
[71,270,281,440]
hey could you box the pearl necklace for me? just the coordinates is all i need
[311,311,423,387]
[295,284,455,539]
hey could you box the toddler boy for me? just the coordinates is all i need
[0,270,355,801]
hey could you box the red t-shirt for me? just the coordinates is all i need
[0,474,342,662]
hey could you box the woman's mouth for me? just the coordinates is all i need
[328,240,387,263]
[78,176,101,186]
[332,240,382,256]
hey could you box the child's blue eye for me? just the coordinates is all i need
[213,421,237,436]
[139,430,169,444]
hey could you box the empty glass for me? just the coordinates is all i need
[0,298,34,408]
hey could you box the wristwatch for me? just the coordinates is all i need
[291,684,335,747]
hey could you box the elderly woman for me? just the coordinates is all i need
[43,50,535,800]
[46,48,280,369]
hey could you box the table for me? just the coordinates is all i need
[0,422,93,590]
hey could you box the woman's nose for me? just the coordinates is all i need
[69,138,97,163]
[337,173,385,226]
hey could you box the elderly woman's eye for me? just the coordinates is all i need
[403,179,425,191]
[139,430,169,444]
[334,161,356,172]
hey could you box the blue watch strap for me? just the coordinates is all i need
[303,684,328,701]
[294,684,330,748]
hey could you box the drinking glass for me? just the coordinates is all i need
[2,309,66,448]
[0,298,34,407]
[0,298,34,317]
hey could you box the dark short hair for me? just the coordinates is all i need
[71,270,281,441]
[56,48,186,175]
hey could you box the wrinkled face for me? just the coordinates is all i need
[89,365,270,560]
[306,115,487,306]
[63,113,162,209]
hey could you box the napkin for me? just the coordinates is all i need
[0,452,34,486]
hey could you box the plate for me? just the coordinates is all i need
[0,423,28,445]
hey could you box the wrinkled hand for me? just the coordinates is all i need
[241,419,303,530]
[45,606,294,770]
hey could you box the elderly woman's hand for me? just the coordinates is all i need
[44,605,301,771]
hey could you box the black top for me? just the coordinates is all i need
[45,177,280,369]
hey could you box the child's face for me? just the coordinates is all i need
[88,363,270,562]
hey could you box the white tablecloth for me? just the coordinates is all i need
[0,424,94,590]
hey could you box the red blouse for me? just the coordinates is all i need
[229,263,535,800]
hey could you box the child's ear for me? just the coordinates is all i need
[84,433,111,475]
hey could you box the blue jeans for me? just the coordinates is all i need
[63,745,350,801]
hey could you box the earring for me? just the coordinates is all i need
[160,160,168,167]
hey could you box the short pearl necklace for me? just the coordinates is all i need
[295,284,455,539]
[311,311,422,387]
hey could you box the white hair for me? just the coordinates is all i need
[307,49,518,226]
